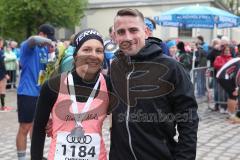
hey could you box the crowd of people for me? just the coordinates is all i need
[142,16,240,121]
[139,16,240,124]
[0,7,240,160]
[0,38,19,110]
[164,34,240,121]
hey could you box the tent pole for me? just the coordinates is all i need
[213,24,217,38]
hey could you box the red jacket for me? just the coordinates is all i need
[214,54,232,70]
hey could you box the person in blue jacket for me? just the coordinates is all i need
[144,17,170,56]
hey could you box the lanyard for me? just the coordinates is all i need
[67,72,100,128]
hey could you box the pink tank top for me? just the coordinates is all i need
[48,73,109,160]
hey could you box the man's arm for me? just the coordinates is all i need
[27,36,52,48]
[169,62,199,160]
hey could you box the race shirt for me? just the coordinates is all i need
[48,73,109,160]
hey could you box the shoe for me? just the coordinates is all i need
[0,107,5,112]
[228,115,240,124]
[209,104,219,111]
[0,106,16,112]
[219,107,227,114]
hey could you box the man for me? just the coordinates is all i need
[144,17,156,37]
[108,25,115,40]
[196,35,209,54]
[102,25,118,75]
[16,24,55,160]
[109,8,199,160]
[144,16,169,56]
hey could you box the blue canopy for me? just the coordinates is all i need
[154,5,240,29]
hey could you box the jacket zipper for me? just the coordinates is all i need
[126,62,138,160]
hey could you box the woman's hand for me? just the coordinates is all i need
[45,118,53,137]
[5,74,10,80]
[232,87,239,96]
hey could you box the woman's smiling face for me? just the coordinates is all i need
[74,39,104,75]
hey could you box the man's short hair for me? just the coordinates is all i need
[115,8,144,21]
[197,35,204,42]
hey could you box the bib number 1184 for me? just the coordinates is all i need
[54,132,100,160]
[61,145,96,157]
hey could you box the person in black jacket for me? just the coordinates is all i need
[109,8,199,160]
[0,38,9,110]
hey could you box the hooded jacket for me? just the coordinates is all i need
[109,37,199,160]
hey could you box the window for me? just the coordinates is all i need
[178,28,192,37]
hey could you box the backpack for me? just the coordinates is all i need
[178,51,192,71]
[59,52,74,73]
[45,45,74,80]
[195,48,207,67]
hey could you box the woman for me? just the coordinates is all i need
[214,45,232,71]
[216,57,240,123]
[166,40,178,60]
[176,41,192,72]
[4,45,17,89]
[0,51,9,110]
[31,28,110,160]
[214,45,232,113]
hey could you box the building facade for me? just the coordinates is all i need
[57,0,240,44]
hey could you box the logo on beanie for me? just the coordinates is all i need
[75,29,102,46]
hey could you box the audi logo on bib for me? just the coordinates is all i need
[67,134,92,144]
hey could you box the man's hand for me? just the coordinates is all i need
[45,119,53,137]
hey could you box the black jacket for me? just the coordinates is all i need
[0,51,7,80]
[109,37,199,160]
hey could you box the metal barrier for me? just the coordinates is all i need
[6,70,17,89]
[190,66,208,85]
[206,68,228,109]
[191,66,228,108]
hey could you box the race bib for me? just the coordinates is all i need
[54,132,100,160]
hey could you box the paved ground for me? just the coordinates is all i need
[0,89,240,160]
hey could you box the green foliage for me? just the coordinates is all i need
[0,0,88,42]
[220,0,240,15]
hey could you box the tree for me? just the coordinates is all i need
[0,0,88,42]
[221,0,240,15]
